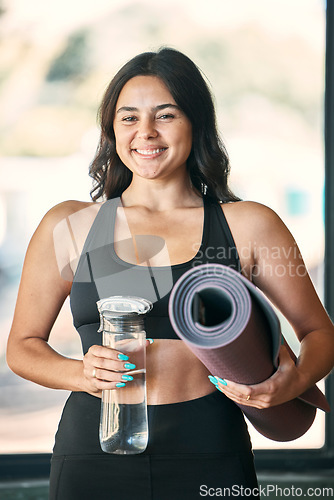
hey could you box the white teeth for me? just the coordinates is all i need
[135,148,165,155]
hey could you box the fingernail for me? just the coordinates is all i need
[121,374,133,381]
[215,377,227,386]
[118,354,129,361]
[147,338,154,344]
[208,375,218,386]
[116,382,126,388]
[124,362,136,370]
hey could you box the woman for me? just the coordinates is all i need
[7,48,334,499]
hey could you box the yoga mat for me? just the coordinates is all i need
[168,263,330,442]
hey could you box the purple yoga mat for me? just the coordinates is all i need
[168,263,330,442]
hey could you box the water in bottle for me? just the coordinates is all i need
[96,296,152,454]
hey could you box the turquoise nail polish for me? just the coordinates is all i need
[124,362,136,370]
[208,375,218,386]
[215,377,227,386]
[147,338,154,344]
[116,382,126,388]
[121,374,133,381]
[118,353,129,361]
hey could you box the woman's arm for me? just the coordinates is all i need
[6,201,133,397]
[214,202,334,408]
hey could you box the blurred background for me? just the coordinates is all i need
[0,0,327,455]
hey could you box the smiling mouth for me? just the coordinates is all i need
[133,148,167,156]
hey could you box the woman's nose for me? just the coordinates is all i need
[137,118,158,139]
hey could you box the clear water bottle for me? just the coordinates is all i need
[96,296,152,455]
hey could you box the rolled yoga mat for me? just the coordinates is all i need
[168,263,330,442]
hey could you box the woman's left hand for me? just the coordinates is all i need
[210,345,308,409]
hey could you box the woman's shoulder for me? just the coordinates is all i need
[30,200,103,251]
[221,200,285,236]
[220,201,293,277]
[45,199,100,222]
[36,200,102,233]
[222,200,277,217]
[33,200,105,279]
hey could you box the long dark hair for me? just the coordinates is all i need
[89,47,240,203]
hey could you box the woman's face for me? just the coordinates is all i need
[113,75,192,182]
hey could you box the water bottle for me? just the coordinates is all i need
[96,296,152,455]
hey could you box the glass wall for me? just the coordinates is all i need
[0,0,326,453]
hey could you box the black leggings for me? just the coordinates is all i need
[49,391,259,499]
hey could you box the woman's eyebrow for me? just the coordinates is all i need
[154,103,180,112]
[116,106,137,113]
[116,103,180,114]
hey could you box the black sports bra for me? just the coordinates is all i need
[70,197,240,351]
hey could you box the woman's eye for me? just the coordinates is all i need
[158,114,174,120]
[122,116,137,122]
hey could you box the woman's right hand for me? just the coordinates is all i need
[82,345,137,397]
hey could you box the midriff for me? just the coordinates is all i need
[144,339,214,405]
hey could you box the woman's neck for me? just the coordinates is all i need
[121,176,203,212]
